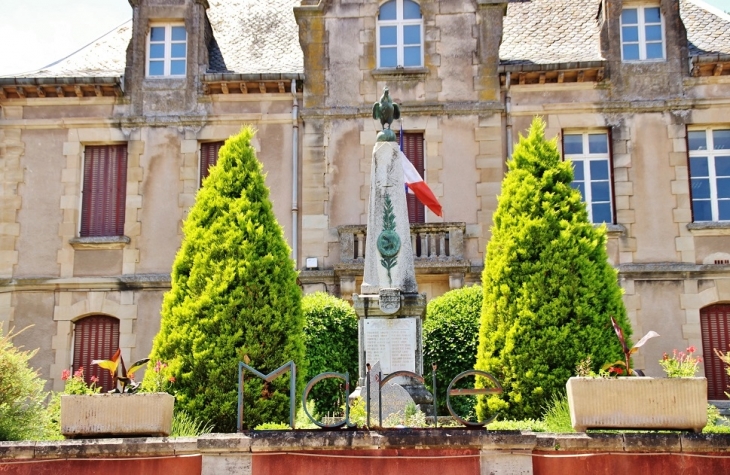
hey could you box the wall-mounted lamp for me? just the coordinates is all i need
[305,257,318,270]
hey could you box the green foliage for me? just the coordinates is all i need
[302,292,358,418]
[253,399,319,430]
[61,367,101,395]
[486,418,547,432]
[476,118,630,421]
[347,397,368,428]
[144,127,305,431]
[423,285,481,417]
[382,401,427,427]
[704,404,730,433]
[171,410,214,437]
[0,326,55,441]
[541,393,574,433]
[659,346,702,378]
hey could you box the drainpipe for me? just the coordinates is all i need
[505,72,513,158]
[291,79,299,268]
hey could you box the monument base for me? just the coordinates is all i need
[351,290,433,420]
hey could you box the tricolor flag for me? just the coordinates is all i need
[399,150,443,217]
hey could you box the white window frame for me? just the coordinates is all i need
[563,131,614,224]
[376,0,423,69]
[146,23,187,77]
[688,127,730,222]
[620,5,666,61]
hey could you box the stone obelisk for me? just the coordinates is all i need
[352,87,430,409]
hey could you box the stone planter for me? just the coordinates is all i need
[61,392,174,438]
[566,377,707,432]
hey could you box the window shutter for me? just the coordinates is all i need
[398,132,425,223]
[81,145,127,237]
[72,315,120,392]
[701,304,730,400]
[200,142,224,185]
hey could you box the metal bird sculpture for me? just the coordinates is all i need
[372,86,401,132]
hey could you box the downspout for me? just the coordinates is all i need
[505,71,513,158]
[291,79,300,268]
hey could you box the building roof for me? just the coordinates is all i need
[14,21,133,78]
[205,0,303,74]
[500,0,730,65]
[500,0,603,65]
[3,0,729,79]
[683,0,730,56]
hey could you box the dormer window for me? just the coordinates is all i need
[147,24,187,77]
[377,0,423,69]
[620,6,665,61]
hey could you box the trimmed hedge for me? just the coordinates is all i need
[423,285,482,417]
[302,292,358,417]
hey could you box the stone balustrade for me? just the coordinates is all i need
[337,222,466,264]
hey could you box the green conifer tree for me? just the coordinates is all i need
[475,118,630,421]
[144,127,305,431]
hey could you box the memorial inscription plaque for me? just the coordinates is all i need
[364,318,416,374]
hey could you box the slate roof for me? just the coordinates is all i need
[205,0,303,74]
[682,0,730,56]
[500,0,730,65]
[15,20,133,78]
[500,0,604,65]
[4,0,729,79]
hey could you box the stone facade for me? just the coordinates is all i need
[1,0,730,394]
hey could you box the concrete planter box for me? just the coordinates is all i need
[566,377,707,432]
[61,392,174,438]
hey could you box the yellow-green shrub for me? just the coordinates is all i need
[476,118,630,420]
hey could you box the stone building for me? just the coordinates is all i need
[1,0,730,398]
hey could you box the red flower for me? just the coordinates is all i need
[687,346,696,354]
[61,369,71,381]
[663,353,669,360]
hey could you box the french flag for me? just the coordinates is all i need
[399,150,443,218]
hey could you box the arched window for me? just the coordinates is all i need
[377,0,423,68]
[700,304,730,400]
[72,315,120,392]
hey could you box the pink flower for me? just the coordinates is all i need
[74,367,84,378]
[687,346,696,354]
[90,375,99,383]
[61,369,71,381]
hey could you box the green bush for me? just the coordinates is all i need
[0,326,54,441]
[144,127,305,431]
[476,118,630,421]
[423,285,481,418]
[302,292,358,418]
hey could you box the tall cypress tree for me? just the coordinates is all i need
[475,118,630,421]
[144,127,305,431]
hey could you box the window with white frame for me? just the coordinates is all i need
[377,0,423,69]
[563,132,614,224]
[688,128,730,222]
[147,24,187,77]
[620,6,665,61]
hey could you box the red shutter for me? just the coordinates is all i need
[81,145,127,237]
[398,132,425,223]
[200,141,224,185]
[701,304,730,400]
[72,315,120,392]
